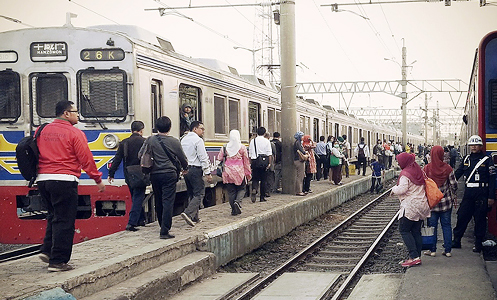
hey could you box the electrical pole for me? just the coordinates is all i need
[424,94,428,145]
[401,40,408,146]
[280,1,297,194]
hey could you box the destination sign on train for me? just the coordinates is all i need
[0,51,17,63]
[80,49,125,61]
[30,42,67,62]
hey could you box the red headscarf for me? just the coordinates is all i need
[423,145,453,187]
[302,135,311,147]
[397,152,425,186]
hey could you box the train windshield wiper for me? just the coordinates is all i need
[81,93,108,130]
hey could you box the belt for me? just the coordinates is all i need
[188,165,202,168]
[466,183,488,188]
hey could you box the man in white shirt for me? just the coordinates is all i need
[180,121,212,226]
[248,127,273,202]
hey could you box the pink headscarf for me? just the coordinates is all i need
[397,152,425,186]
[423,145,453,187]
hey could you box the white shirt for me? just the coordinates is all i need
[249,136,272,159]
[354,143,370,158]
[181,132,211,175]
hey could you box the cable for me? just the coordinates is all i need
[69,0,120,24]
[0,14,35,28]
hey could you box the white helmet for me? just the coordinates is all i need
[468,135,483,146]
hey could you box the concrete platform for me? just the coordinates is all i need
[1,169,389,299]
[252,272,340,300]
[349,274,402,300]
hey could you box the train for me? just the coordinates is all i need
[0,23,423,244]
[459,30,497,236]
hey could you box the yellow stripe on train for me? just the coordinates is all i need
[486,142,497,151]
[0,156,113,175]
[486,134,497,139]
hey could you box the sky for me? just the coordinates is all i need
[1,0,496,135]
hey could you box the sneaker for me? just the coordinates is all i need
[125,224,138,231]
[452,240,461,248]
[233,202,242,215]
[423,250,436,257]
[181,212,195,226]
[39,253,50,263]
[48,263,74,272]
[442,252,452,257]
[251,190,257,203]
[401,257,421,267]
[160,233,175,239]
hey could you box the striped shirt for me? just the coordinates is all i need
[431,171,458,212]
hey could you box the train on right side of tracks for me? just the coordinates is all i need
[459,30,497,236]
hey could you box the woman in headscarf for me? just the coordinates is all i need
[391,152,431,268]
[294,131,307,196]
[329,140,344,185]
[217,130,252,216]
[422,145,457,257]
[302,135,317,193]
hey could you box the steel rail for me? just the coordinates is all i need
[233,188,394,300]
[0,244,41,263]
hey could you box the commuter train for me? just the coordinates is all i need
[0,24,423,244]
[459,30,497,237]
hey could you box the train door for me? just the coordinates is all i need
[268,107,275,135]
[151,80,162,133]
[29,73,68,126]
[313,118,319,142]
[334,123,339,138]
[248,101,260,139]
[179,83,202,136]
[276,110,281,134]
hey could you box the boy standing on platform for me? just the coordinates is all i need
[370,158,385,193]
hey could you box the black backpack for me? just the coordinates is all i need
[358,144,366,159]
[15,124,48,187]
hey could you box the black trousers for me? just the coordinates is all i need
[357,157,367,175]
[316,155,328,180]
[453,194,488,245]
[39,180,79,264]
[151,172,178,235]
[251,164,267,200]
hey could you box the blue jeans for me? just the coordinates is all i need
[127,186,146,226]
[399,216,423,259]
[427,209,452,253]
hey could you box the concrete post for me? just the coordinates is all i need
[280,1,297,194]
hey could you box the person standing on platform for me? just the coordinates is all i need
[141,116,188,238]
[264,132,276,197]
[249,127,272,202]
[341,135,351,178]
[452,135,495,253]
[37,100,105,272]
[449,145,459,168]
[181,121,212,225]
[391,152,431,268]
[329,140,344,185]
[354,137,369,176]
[294,131,307,196]
[423,145,458,257]
[373,139,384,164]
[315,136,327,181]
[108,121,147,232]
[218,130,252,216]
[271,132,283,192]
[302,135,317,194]
[370,158,385,193]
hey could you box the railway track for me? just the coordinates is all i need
[230,188,400,300]
[0,244,41,263]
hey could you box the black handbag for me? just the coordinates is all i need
[124,141,150,188]
[253,139,269,169]
[216,146,227,177]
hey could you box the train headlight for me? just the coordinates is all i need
[103,134,119,149]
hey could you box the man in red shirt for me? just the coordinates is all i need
[37,101,105,272]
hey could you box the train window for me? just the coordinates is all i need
[151,80,162,133]
[229,98,239,132]
[179,84,201,120]
[268,108,275,135]
[214,95,226,134]
[335,123,340,137]
[77,68,127,120]
[0,70,21,122]
[248,101,260,139]
[489,80,497,127]
[313,118,319,142]
[276,110,281,134]
[30,73,68,120]
[299,115,305,132]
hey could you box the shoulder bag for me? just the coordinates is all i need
[216,146,227,177]
[421,219,436,250]
[422,170,444,209]
[329,152,340,167]
[253,138,269,169]
[140,138,154,174]
[124,139,150,188]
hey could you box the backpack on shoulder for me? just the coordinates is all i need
[358,144,366,159]
[15,124,48,187]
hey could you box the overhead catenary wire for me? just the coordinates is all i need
[69,0,120,24]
